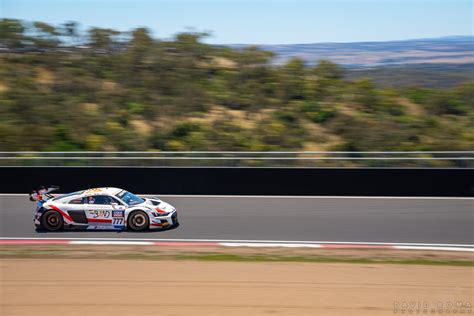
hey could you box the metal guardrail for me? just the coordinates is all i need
[0,151,473,168]
[1,151,473,154]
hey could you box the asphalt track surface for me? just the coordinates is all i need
[0,195,473,244]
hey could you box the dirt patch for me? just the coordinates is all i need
[1,258,472,316]
[0,82,8,93]
[130,119,152,135]
[35,67,54,84]
[398,97,425,116]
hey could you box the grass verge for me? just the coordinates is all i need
[1,247,473,266]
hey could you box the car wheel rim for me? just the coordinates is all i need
[47,214,60,227]
[133,214,146,227]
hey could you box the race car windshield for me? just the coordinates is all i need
[116,191,144,206]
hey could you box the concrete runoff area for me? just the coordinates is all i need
[1,195,473,244]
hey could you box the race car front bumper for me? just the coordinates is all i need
[34,212,42,228]
[150,211,178,229]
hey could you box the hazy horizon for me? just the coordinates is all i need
[226,35,473,46]
[2,0,472,45]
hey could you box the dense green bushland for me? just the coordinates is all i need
[0,19,473,153]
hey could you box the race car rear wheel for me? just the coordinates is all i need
[41,210,64,232]
[128,211,149,231]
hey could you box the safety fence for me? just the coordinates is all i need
[1,166,472,196]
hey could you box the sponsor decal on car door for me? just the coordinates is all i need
[112,209,126,228]
[84,195,114,229]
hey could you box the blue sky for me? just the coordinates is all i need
[1,0,472,44]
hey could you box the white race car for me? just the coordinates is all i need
[31,186,178,232]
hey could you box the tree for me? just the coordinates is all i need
[0,19,26,48]
[350,79,379,111]
[279,58,307,102]
[130,27,152,48]
[428,92,465,115]
[311,60,343,100]
[455,81,474,109]
[33,21,60,49]
[122,27,154,78]
[313,60,343,80]
[61,21,80,45]
[88,27,120,51]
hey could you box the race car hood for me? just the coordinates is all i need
[143,198,175,213]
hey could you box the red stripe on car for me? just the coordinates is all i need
[48,205,73,222]
[88,218,113,223]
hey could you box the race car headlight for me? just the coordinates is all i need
[153,212,170,217]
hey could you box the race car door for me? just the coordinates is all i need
[83,195,115,228]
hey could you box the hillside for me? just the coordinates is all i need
[345,63,474,88]
[0,19,473,162]
[230,36,474,66]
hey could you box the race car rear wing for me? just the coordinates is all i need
[29,185,60,202]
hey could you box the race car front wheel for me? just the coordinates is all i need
[41,210,64,232]
[128,211,149,231]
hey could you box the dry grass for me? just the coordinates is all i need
[35,67,54,84]
[398,97,425,116]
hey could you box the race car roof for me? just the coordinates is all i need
[51,187,124,202]
[82,187,123,196]
[52,187,123,201]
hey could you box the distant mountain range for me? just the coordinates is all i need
[228,36,474,67]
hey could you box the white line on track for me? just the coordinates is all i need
[1,237,472,247]
[155,195,474,200]
[222,243,474,252]
[220,243,323,248]
[0,193,473,200]
[393,246,474,252]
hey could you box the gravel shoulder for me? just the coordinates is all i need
[1,245,473,315]
[1,257,473,316]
